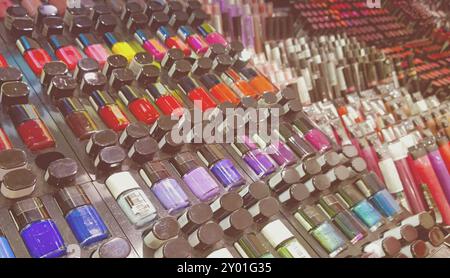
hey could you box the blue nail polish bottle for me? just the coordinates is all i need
[56,186,109,247]
[10,197,66,258]
[338,184,384,232]
[0,228,15,258]
[356,173,402,219]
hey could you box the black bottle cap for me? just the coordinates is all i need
[110,68,134,90]
[86,129,118,156]
[45,158,78,186]
[149,12,169,33]
[95,14,117,33]
[93,238,131,258]
[169,59,191,81]
[0,67,23,87]
[41,61,68,86]
[169,11,188,29]
[47,75,77,100]
[130,52,154,74]
[55,186,90,216]
[186,0,202,14]
[129,137,159,164]
[205,43,226,60]
[90,4,112,21]
[81,72,107,94]
[164,1,183,16]
[199,74,220,90]
[141,161,171,184]
[58,97,85,117]
[10,18,34,39]
[145,1,164,18]
[5,6,27,26]
[159,133,183,153]
[178,76,197,94]
[227,41,244,57]
[127,13,148,33]
[119,122,149,149]
[1,81,30,106]
[120,2,143,22]
[95,146,126,172]
[188,9,207,27]
[10,197,50,231]
[197,145,224,167]
[74,58,99,82]
[338,184,365,207]
[2,168,36,199]
[137,64,160,86]
[70,15,92,36]
[103,54,128,77]
[64,7,90,25]
[118,85,143,106]
[9,104,39,126]
[190,57,211,76]
[149,115,177,141]
[35,152,65,170]
[36,4,58,27]
[171,152,200,176]
[161,48,184,70]
[212,54,233,74]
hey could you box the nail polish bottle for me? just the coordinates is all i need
[199,74,240,105]
[235,233,274,258]
[148,11,170,34]
[118,85,160,125]
[178,25,208,55]
[40,61,68,86]
[0,149,27,182]
[55,186,109,247]
[267,167,301,193]
[209,192,243,221]
[177,76,217,111]
[46,75,77,101]
[10,17,34,39]
[177,203,213,234]
[197,23,228,47]
[157,26,191,56]
[140,161,190,214]
[128,136,158,164]
[85,129,118,157]
[293,118,332,152]
[187,221,223,250]
[145,83,184,117]
[261,219,311,258]
[95,13,117,34]
[103,32,136,62]
[94,146,126,172]
[153,238,191,258]
[126,13,148,34]
[275,124,316,160]
[171,152,221,202]
[364,237,402,258]
[239,67,277,95]
[295,205,346,257]
[5,6,28,31]
[247,197,279,224]
[319,195,366,244]
[76,33,110,68]
[231,141,276,178]
[251,133,297,167]
[356,173,402,219]
[16,36,52,75]
[10,197,66,258]
[91,237,131,258]
[105,171,157,228]
[143,217,179,249]
[0,128,12,151]
[9,104,55,151]
[197,144,245,189]
[1,168,36,199]
[134,29,167,61]
[109,68,134,91]
[337,184,384,231]
[58,97,98,140]
[45,158,78,186]
[219,208,253,237]
[221,68,259,98]
[80,72,107,95]
[103,54,128,77]
[89,90,130,132]
[49,35,84,71]
[0,228,14,258]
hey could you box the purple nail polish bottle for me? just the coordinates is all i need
[252,134,297,167]
[232,141,276,178]
[140,161,190,214]
[276,124,316,160]
[171,152,221,201]
[293,118,332,152]
[197,144,245,189]
[10,197,66,258]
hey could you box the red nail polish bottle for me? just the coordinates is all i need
[89,90,130,132]
[76,33,109,68]
[0,54,8,67]
[157,26,191,56]
[199,74,240,105]
[117,86,160,125]
[178,76,216,111]
[0,128,13,151]
[49,35,84,71]
[145,83,184,117]
[16,36,52,75]
[9,104,55,151]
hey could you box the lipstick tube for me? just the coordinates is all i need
[145,83,184,117]
[157,26,191,56]
[437,136,450,172]
[9,104,55,151]
[118,85,159,125]
[134,29,167,61]
[76,33,110,68]
[177,76,217,111]
[178,25,208,55]
[49,35,84,71]
[424,138,450,204]
[58,97,98,140]
[16,36,52,75]
[89,90,130,131]
[199,73,240,105]
[103,32,136,62]
[197,23,228,47]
